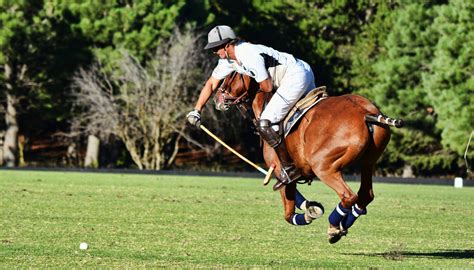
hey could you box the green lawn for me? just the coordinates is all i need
[0,170,472,268]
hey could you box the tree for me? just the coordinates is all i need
[350,2,399,95]
[0,2,39,166]
[63,0,210,167]
[65,0,191,66]
[72,28,208,170]
[351,1,470,176]
[373,3,445,175]
[423,0,474,163]
[0,2,92,167]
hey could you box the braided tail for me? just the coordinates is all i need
[365,114,404,128]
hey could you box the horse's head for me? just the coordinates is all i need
[213,72,258,111]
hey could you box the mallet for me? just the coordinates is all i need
[200,125,274,185]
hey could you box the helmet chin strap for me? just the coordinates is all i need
[224,47,230,60]
[224,44,231,60]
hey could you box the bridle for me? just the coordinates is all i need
[214,72,258,123]
[215,72,276,136]
[217,72,249,108]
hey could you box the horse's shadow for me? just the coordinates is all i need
[345,249,474,260]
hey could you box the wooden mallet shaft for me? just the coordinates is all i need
[200,125,273,183]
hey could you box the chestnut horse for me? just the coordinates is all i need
[213,72,403,243]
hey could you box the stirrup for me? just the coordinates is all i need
[272,180,285,191]
[280,165,302,183]
[272,166,302,191]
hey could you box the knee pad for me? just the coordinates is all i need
[257,119,281,147]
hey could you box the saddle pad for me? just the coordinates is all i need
[283,86,328,137]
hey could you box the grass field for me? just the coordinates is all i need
[1,170,473,268]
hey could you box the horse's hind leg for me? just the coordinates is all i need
[341,125,390,230]
[314,169,358,244]
[358,125,390,208]
[339,162,372,230]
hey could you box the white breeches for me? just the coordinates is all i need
[260,60,315,127]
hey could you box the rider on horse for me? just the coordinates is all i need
[187,25,316,190]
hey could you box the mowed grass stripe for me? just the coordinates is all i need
[0,170,472,268]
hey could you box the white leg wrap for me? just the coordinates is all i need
[336,204,348,216]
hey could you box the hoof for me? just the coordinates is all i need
[305,201,324,220]
[327,225,347,244]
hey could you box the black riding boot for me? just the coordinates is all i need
[272,140,302,189]
[257,119,301,190]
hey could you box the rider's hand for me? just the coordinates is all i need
[186,109,201,127]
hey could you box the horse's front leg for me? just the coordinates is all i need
[279,182,324,226]
[264,144,324,225]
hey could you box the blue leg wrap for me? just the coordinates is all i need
[341,204,367,230]
[290,214,311,226]
[295,189,306,210]
[328,203,351,227]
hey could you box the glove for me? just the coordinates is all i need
[186,109,201,127]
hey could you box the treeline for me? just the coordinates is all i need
[0,1,472,177]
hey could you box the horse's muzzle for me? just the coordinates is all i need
[213,91,231,111]
[215,102,230,111]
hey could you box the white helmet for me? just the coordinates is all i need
[204,25,236,50]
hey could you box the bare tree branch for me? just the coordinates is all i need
[71,27,211,170]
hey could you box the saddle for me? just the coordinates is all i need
[282,86,328,137]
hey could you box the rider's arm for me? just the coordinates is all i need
[194,58,234,111]
[237,44,273,92]
[258,78,273,93]
[194,76,221,112]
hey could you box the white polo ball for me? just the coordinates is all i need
[79,242,88,250]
